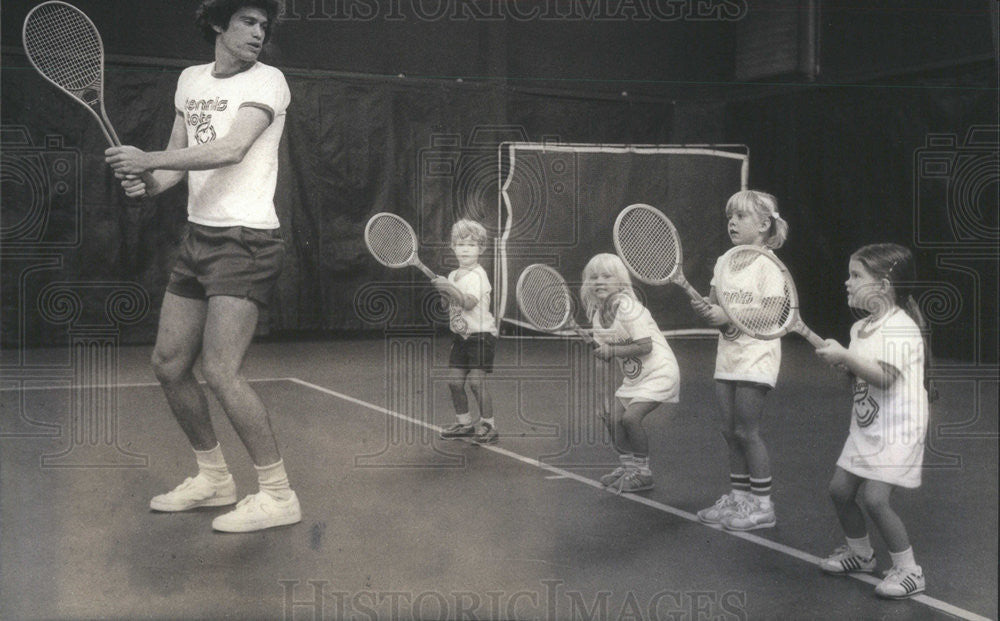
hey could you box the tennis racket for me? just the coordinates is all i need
[516,264,592,343]
[23,1,121,147]
[364,213,437,279]
[613,203,704,302]
[714,245,824,348]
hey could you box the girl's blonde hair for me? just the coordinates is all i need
[451,218,488,247]
[580,253,638,318]
[726,190,789,249]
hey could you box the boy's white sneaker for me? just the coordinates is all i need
[212,491,302,533]
[149,474,237,512]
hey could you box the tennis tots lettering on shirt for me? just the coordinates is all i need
[721,288,754,305]
[184,97,229,144]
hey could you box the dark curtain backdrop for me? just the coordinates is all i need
[1,55,674,347]
[723,62,998,362]
[2,53,994,361]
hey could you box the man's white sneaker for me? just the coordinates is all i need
[149,475,237,512]
[212,491,302,533]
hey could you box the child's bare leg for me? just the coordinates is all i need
[860,481,910,553]
[466,369,491,420]
[609,399,633,455]
[829,467,867,538]
[732,383,771,481]
[447,367,471,417]
[714,382,746,476]
[620,400,661,458]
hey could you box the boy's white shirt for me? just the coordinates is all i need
[447,264,497,337]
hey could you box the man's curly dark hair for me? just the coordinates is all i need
[195,0,282,45]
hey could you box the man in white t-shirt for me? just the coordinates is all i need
[105,0,299,533]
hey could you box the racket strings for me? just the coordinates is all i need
[617,209,679,280]
[366,217,417,266]
[24,4,103,91]
[518,268,573,331]
[720,249,793,336]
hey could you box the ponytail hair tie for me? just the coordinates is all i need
[771,212,781,219]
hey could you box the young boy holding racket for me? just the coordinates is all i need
[105,0,300,532]
[815,243,931,599]
[690,190,789,530]
[433,219,499,445]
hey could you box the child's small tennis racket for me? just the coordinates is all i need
[714,245,825,348]
[364,213,437,279]
[516,264,592,343]
[613,203,705,302]
[23,1,121,147]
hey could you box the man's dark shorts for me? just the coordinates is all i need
[167,223,285,306]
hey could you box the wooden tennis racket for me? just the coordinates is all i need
[714,245,825,348]
[516,264,592,343]
[364,213,437,279]
[613,203,705,302]
[23,1,121,147]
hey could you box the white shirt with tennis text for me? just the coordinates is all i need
[174,61,290,229]
[710,250,783,386]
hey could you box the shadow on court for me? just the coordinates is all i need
[1,337,996,620]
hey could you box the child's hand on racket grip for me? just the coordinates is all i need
[431,276,459,300]
[815,339,849,366]
[592,343,615,361]
[105,146,152,175]
[690,299,728,326]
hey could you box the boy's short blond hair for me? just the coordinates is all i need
[451,219,488,247]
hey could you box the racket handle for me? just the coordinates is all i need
[800,325,825,349]
[680,280,705,303]
[573,326,594,344]
[413,262,437,280]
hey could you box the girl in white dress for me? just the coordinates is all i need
[582,253,680,493]
[690,190,789,531]
[816,243,931,599]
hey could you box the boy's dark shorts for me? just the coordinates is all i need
[167,223,285,306]
[449,333,497,373]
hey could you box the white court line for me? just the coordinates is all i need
[285,376,994,621]
[4,376,990,620]
[0,378,292,392]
